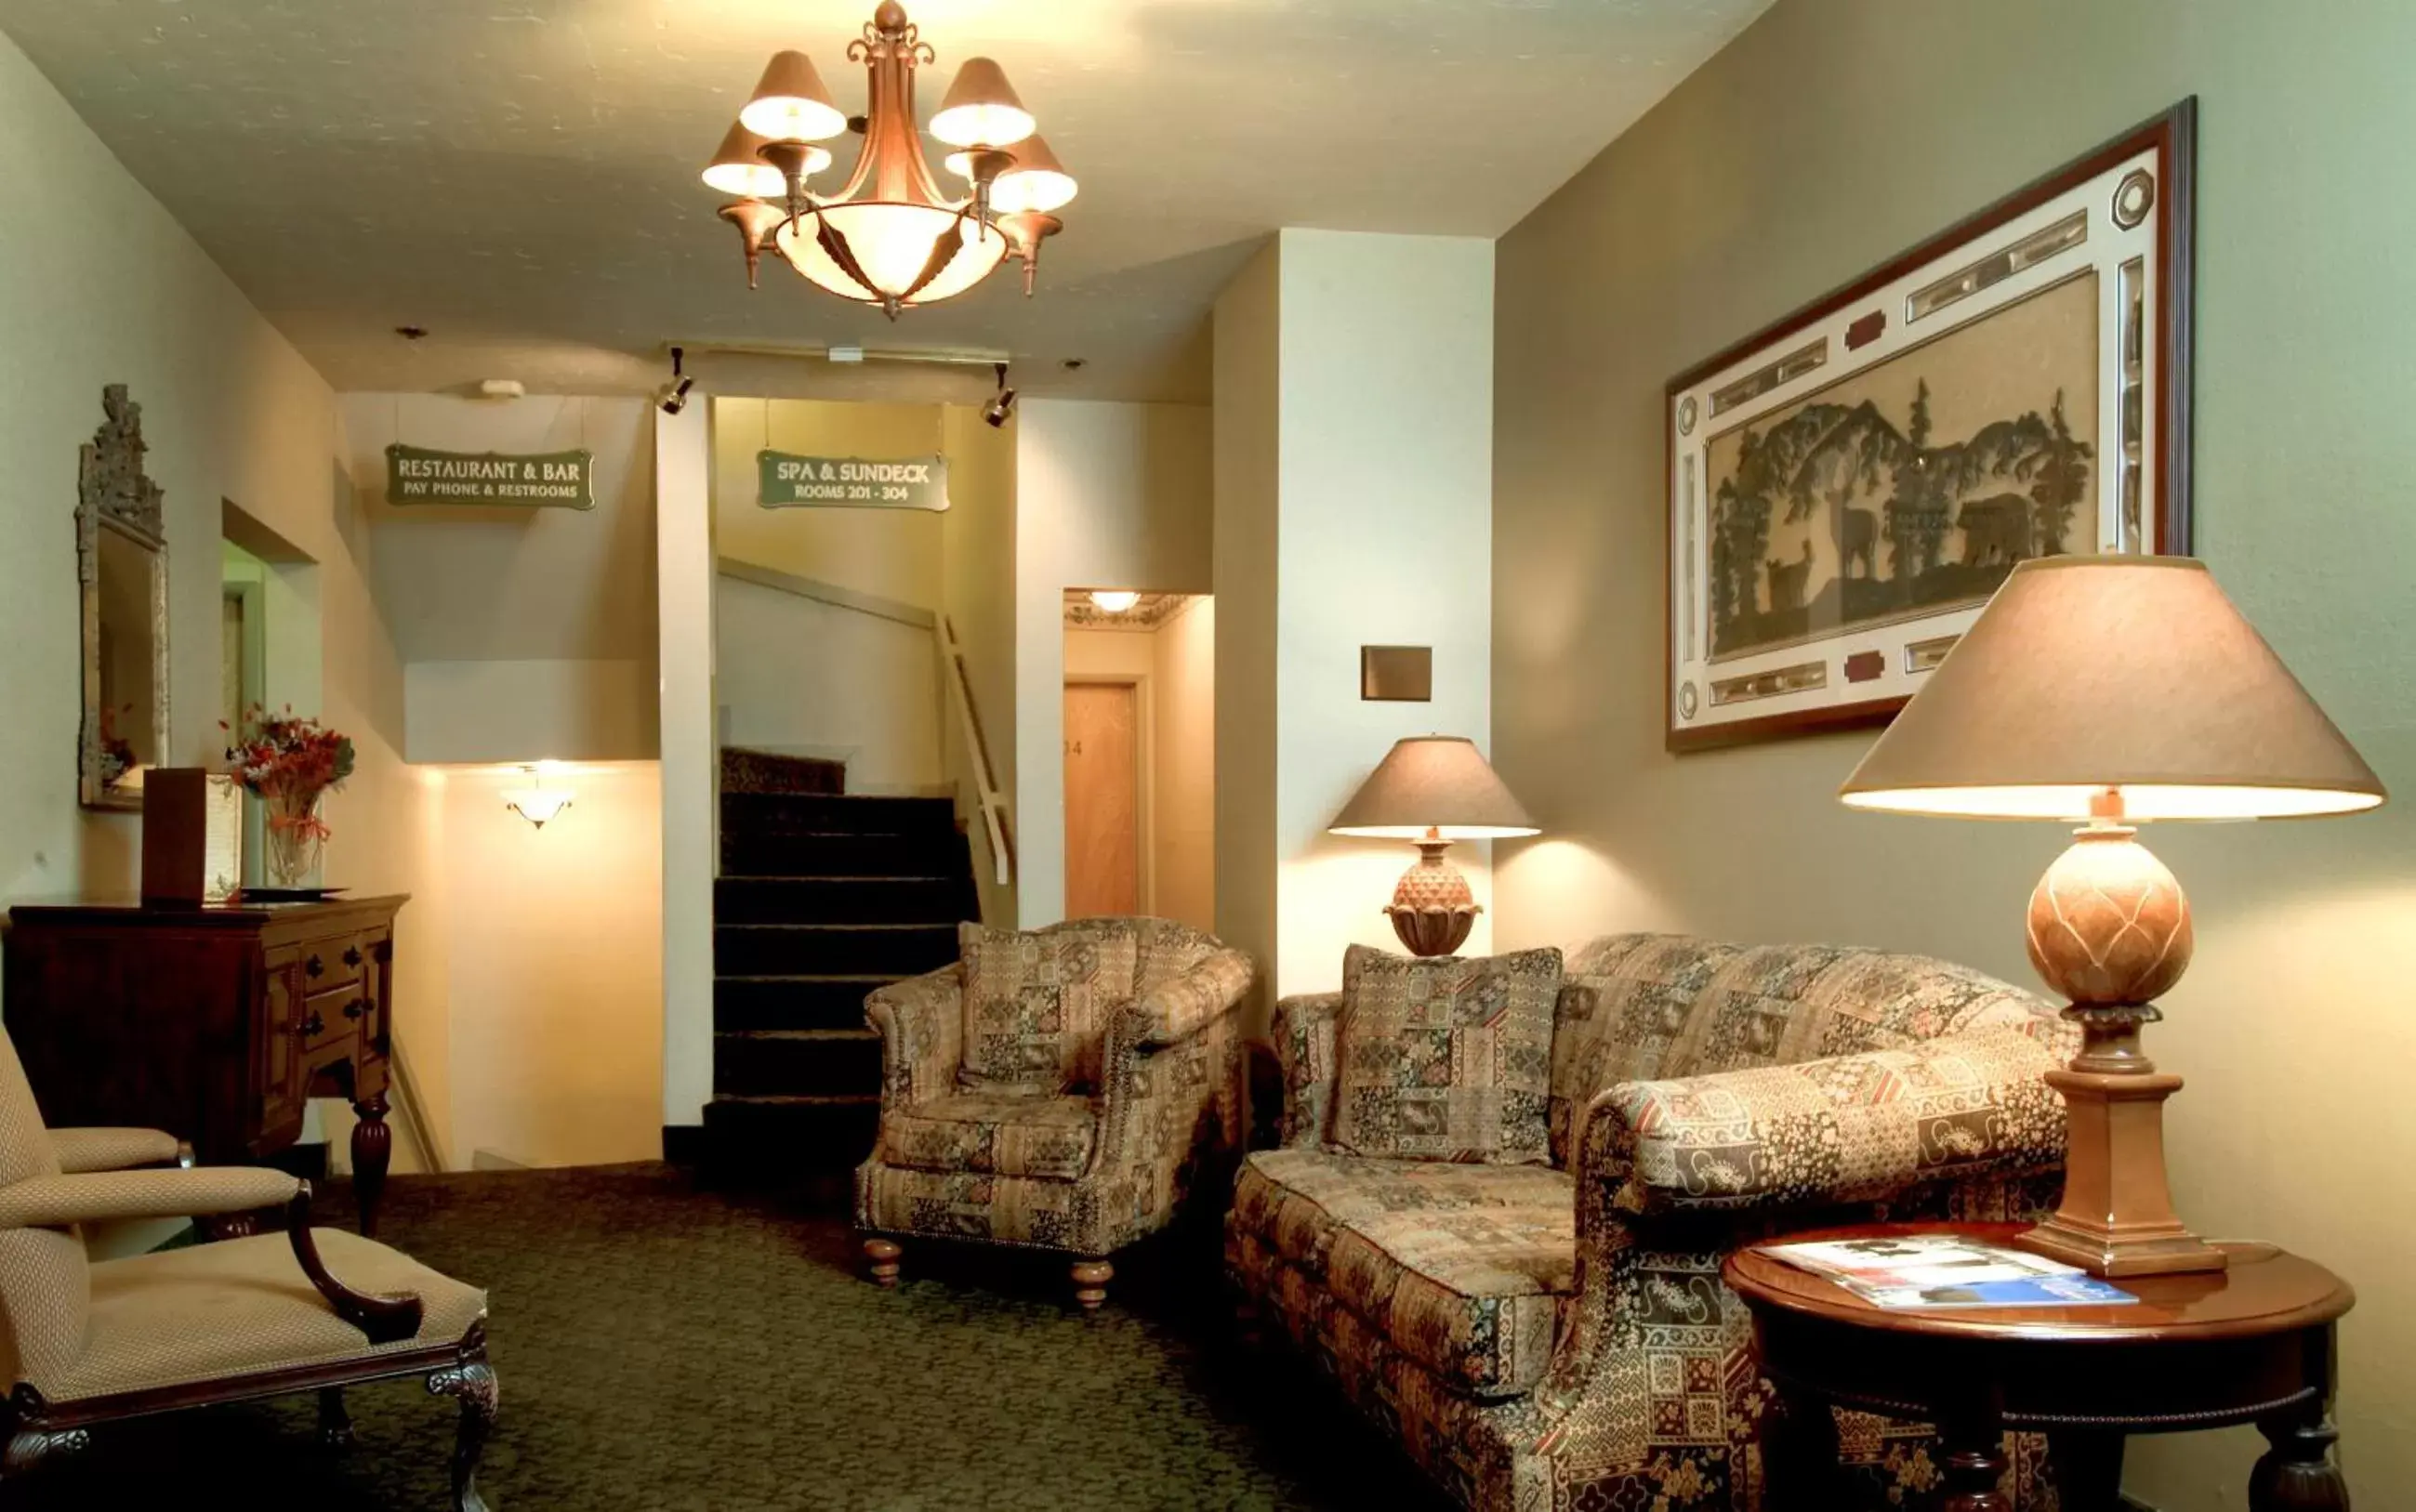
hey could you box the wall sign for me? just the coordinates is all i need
[758,452,951,512]
[385,444,596,509]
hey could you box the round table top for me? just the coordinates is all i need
[1723,1222,2354,1345]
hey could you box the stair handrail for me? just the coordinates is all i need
[938,613,1014,888]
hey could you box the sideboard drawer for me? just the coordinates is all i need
[297,934,369,993]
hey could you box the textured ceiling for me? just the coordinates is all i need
[1,0,1768,402]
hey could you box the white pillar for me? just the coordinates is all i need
[655,402,716,1129]
[1214,230,1498,1015]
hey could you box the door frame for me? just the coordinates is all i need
[1063,673,1153,916]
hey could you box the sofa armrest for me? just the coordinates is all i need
[1269,992,1342,1149]
[1129,948,1255,1048]
[51,1127,187,1175]
[865,964,964,1107]
[1575,1024,2067,1220]
[0,1167,301,1229]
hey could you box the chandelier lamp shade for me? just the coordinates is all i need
[700,2,1076,316]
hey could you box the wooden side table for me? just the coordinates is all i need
[1723,1222,2354,1512]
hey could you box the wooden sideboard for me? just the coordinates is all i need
[2,895,406,1236]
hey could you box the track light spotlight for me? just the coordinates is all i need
[984,361,1018,428]
[660,346,695,415]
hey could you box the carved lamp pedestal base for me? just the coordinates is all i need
[2016,1006,2225,1277]
[2015,820,2225,1278]
[1382,838,1479,958]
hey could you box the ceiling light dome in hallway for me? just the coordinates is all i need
[701,2,1075,317]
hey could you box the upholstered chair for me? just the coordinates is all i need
[0,1029,495,1509]
[855,916,1254,1308]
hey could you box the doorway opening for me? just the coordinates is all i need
[1062,590,1213,931]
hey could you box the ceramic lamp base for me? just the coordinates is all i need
[1384,840,1480,957]
[2014,818,2225,1278]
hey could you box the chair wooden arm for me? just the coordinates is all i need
[285,1184,424,1345]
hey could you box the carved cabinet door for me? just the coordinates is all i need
[257,947,311,1149]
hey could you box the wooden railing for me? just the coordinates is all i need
[939,612,1014,888]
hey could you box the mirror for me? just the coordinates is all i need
[79,386,170,811]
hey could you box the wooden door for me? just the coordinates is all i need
[1064,682,1140,917]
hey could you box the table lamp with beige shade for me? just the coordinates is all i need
[1329,735,1539,957]
[1841,555,2385,1277]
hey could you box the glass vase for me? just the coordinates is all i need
[264,790,326,889]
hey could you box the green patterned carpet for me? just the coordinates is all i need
[12,1164,1446,1510]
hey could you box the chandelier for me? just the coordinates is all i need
[700,1,1076,317]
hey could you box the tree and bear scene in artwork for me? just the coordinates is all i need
[1703,277,2099,661]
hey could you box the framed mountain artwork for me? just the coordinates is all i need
[1665,100,2196,750]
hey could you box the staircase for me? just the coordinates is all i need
[705,750,978,1182]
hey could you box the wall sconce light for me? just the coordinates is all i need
[503,765,574,828]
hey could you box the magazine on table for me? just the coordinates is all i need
[1759,1233,2138,1309]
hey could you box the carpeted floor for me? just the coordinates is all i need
[13,1164,1448,1511]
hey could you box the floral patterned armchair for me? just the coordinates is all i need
[1226,933,2076,1510]
[855,916,1253,1308]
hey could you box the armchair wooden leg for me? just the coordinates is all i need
[2,1425,89,1479]
[863,1237,902,1288]
[1070,1259,1113,1311]
[1234,1295,1262,1348]
[318,1387,354,1450]
[427,1332,499,1512]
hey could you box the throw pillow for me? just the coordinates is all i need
[957,922,1141,1096]
[1330,944,1562,1164]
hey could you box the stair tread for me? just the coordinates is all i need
[710,1092,881,1107]
[713,971,913,982]
[715,913,952,922]
[722,791,948,800]
[718,874,960,883]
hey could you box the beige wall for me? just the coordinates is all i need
[1152,597,1217,934]
[1062,605,1217,933]
[342,394,659,764]
[434,762,664,1168]
[0,30,449,1158]
[1212,246,1283,1020]
[1015,401,1215,926]
[713,397,947,610]
[940,407,1020,927]
[655,403,717,1130]
[1213,230,1498,1014]
[403,659,658,765]
[715,578,942,793]
[1491,2,2416,1504]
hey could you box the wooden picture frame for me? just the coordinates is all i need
[1666,99,2197,751]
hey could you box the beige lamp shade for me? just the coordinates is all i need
[702,122,828,199]
[1841,556,2385,822]
[991,135,1077,214]
[930,57,1036,148]
[738,50,847,142]
[1329,737,1539,840]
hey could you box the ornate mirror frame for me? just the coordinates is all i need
[78,385,171,812]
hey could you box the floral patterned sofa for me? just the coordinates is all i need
[1226,933,2077,1510]
[856,917,1253,1307]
